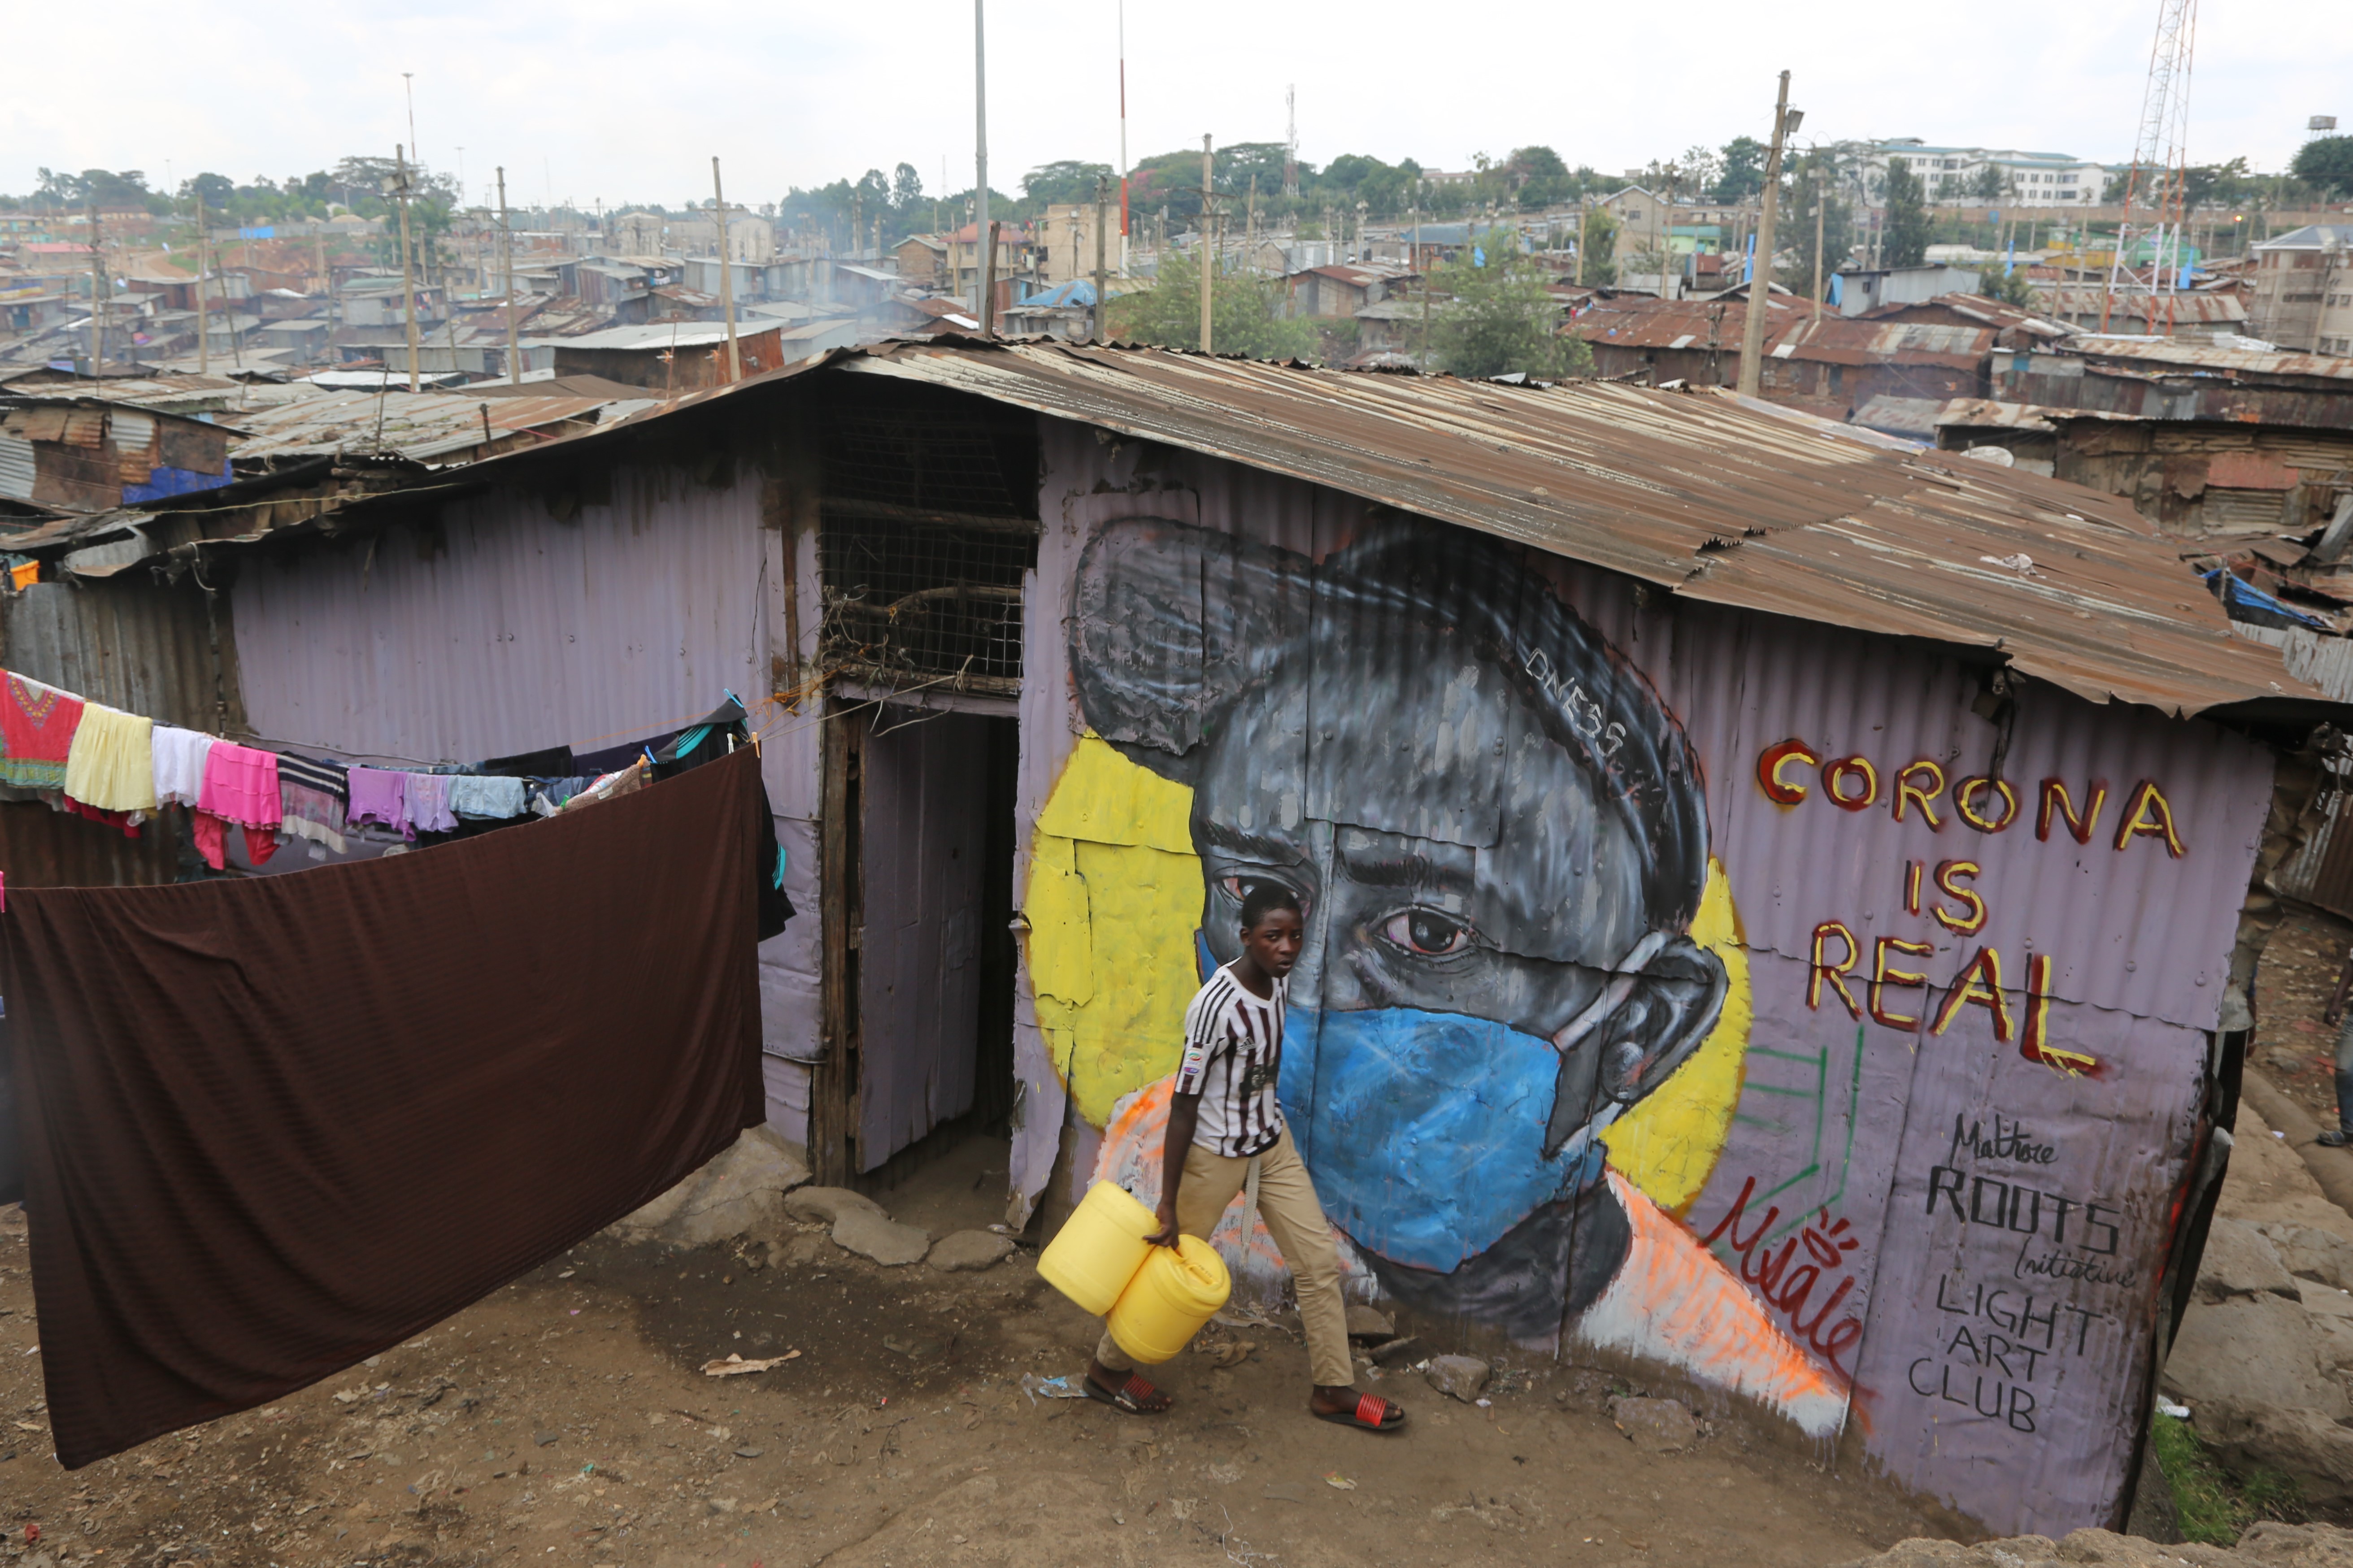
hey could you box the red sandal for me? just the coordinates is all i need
[1084,1372,1172,1415]
[1314,1391,1406,1432]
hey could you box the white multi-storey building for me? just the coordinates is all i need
[1828,140,2106,207]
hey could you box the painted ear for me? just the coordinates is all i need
[1544,935,1729,1157]
[1068,516,1314,778]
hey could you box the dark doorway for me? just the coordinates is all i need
[822,704,1020,1218]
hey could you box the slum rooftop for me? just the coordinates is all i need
[10,338,2317,720]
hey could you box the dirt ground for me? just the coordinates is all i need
[2252,906,2353,1133]
[0,1131,1944,1568]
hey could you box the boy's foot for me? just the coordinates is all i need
[1085,1359,1172,1414]
[2318,1128,2351,1147]
[1310,1384,1406,1431]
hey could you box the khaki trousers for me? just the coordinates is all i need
[1094,1126,1356,1389]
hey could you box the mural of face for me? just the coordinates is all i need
[1072,516,1729,1341]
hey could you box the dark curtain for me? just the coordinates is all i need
[2,747,768,1467]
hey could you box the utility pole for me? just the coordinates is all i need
[193,190,210,374]
[88,200,105,372]
[1735,72,1796,400]
[499,167,520,386]
[1092,173,1109,344]
[973,0,990,325]
[1811,162,1825,321]
[1117,0,1129,272]
[1199,135,1214,354]
[981,219,1001,335]
[713,156,741,381]
[395,144,421,393]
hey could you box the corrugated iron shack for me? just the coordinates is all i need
[5,340,2341,1541]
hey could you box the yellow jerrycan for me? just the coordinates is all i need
[1107,1234,1232,1365]
[1037,1181,1158,1316]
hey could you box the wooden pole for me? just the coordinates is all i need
[1199,135,1214,354]
[396,144,421,393]
[1811,162,1825,321]
[1734,71,1791,400]
[973,0,990,323]
[1092,173,1109,344]
[499,168,520,385]
[88,200,105,372]
[193,191,210,374]
[713,157,741,381]
[981,219,1000,335]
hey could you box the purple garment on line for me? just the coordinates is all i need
[402,773,457,835]
[345,767,409,839]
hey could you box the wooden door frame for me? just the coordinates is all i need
[813,697,866,1186]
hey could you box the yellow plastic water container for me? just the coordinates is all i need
[1037,1181,1158,1316]
[1106,1234,1232,1365]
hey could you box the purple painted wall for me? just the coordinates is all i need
[229,462,829,1140]
[1014,419,2272,1537]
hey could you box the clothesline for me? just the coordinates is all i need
[0,668,755,875]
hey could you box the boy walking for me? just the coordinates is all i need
[1083,885,1406,1432]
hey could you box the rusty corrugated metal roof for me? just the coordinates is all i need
[30,339,2324,719]
[2035,289,2249,326]
[2057,333,2353,379]
[838,341,2314,717]
[1571,297,1997,370]
[225,388,658,463]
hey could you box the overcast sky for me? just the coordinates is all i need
[3,0,2343,210]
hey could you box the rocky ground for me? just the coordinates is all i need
[6,912,2353,1568]
[2251,907,2353,1137]
[0,1134,1935,1568]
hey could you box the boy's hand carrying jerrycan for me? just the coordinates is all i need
[1038,1181,1231,1364]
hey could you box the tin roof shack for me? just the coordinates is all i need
[32,342,2331,1542]
[1997,335,2353,429]
[1573,295,1995,418]
[549,321,787,390]
[2031,286,2249,341]
[1287,263,1414,319]
[1858,292,2078,347]
[1835,262,1988,315]
[0,397,236,510]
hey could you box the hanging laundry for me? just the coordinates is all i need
[560,762,646,813]
[151,725,214,809]
[276,754,350,856]
[1,748,767,1468]
[62,702,157,814]
[480,744,574,777]
[345,766,408,837]
[0,671,84,791]
[197,742,282,830]
[401,773,458,835]
[53,794,142,838]
[528,777,592,817]
[445,774,527,821]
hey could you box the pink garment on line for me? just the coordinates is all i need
[197,742,283,829]
[346,767,409,838]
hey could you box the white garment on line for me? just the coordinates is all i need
[151,724,215,808]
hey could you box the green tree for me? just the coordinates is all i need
[1972,163,2008,202]
[1579,205,1619,286]
[1506,145,1570,207]
[1778,155,1853,298]
[1021,160,1113,208]
[1978,265,2037,308]
[1883,158,1931,268]
[1714,137,1766,202]
[1106,248,1318,361]
[2290,136,2353,198]
[1428,245,1590,380]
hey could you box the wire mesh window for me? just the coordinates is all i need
[819,512,1035,690]
[816,383,1040,693]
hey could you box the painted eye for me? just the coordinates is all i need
[1377,908,1474,957]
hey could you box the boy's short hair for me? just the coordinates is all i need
[1238,882,1303,931]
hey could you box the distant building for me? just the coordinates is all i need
[1034,204,1115,287]
[2247,225,2353,356]
[1833,263,1984,315]
[1834,140,2103,208]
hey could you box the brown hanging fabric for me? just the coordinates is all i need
[3,747,767,1468]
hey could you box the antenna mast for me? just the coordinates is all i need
[1284,86,1300,199]
[2099,0,2198,334]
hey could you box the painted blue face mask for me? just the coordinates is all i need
[1259,933,1669,1276]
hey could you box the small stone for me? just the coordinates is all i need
[1344,1304,1394,1341]
[830,1207,931,1267]
[732,1446,764,1459]
[1261,1482,1307,1503]
[2257,1223,2353,1293]
[1369,1337,1422,1367]
[1424,1355,1491,1402]
[533,1431,559,1447]
[927,1230,1015,1273]
[785,1186,887,1226]
[1609,1395,1700,1454]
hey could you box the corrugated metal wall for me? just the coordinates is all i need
[1018,414,2274,1539]
[227,459,827,1134]
[1,577,242,732]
